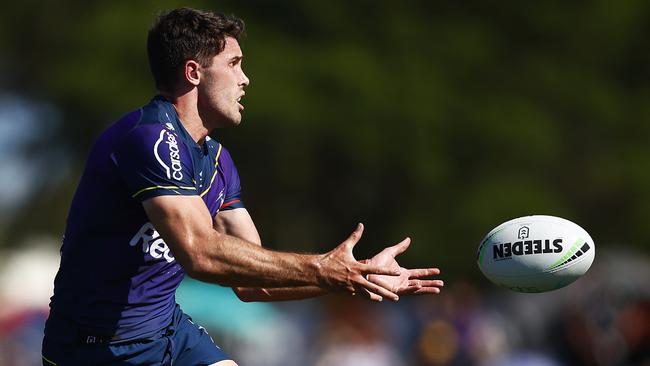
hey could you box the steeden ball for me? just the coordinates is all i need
[477,215,595,293]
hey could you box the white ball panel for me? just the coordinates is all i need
[477,215,595,292]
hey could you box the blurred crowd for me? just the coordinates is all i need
[0,244,648,366]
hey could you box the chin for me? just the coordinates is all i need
[231,112,243,126]
[228,116,242,127]
[211,117,241,134]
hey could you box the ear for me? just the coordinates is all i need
[183,60,201,86]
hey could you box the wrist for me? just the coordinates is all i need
[309,253,327,288]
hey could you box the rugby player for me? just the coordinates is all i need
[42,7,443,366]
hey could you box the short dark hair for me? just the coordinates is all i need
[147,7,245,92]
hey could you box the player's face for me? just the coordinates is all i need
[198,36,250,129]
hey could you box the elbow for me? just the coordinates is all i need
[176,233,232,286]
[181,255,209,281]
[183,259,210,282]
[183,255,230,286]
[178,247,225,285]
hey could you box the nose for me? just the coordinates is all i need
[240,70,250,87]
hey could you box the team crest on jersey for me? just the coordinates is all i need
[130,222,175,263]
[153,129,183,181]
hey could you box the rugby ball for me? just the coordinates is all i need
[477,215,595,293]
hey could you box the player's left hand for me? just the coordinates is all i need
[363,238,443,301]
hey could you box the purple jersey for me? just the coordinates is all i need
[45,96,244,341]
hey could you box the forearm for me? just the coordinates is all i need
[189,230,323,288]
[213,208,328,296]
[233,285,328,302]
[145,197,323,288]
[145,197,400,301]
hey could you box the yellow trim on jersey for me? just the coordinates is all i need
[199,144,223,197]
[132,185,197,198]
[42,355,57,365]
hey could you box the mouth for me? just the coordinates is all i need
[237,94,245,111]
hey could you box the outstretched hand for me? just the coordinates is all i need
[316,223,401,302]
[364,238,443,301]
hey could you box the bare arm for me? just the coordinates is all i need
[214,207,328,302]
[142,195,400,299]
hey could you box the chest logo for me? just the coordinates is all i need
[129,222,175,263]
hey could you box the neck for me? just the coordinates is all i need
[160,90,209,145]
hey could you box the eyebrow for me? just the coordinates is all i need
[229,55,243,63]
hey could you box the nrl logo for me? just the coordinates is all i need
[518,226,530,240]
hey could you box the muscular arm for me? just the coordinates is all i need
[142,195,400,299]
[214,208,327,302]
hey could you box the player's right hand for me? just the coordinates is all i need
[315,223,401,302]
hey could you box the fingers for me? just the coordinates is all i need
[407,279,443,294]
[412,287,442,295]
[350,283,384,302]
[362,289,384,302]
[406,268,441,279]
[371,276,444,296]
[360,263,401,277]
[358,276,399,301]
[414,279,444,287]
[399,284,421,295]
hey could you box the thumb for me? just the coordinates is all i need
[343,223,364,250]
[387,237,411,257]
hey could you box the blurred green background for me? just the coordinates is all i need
[2,1,650,366]
[1,0,650,279]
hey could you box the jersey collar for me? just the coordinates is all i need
[153,95,208,155]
